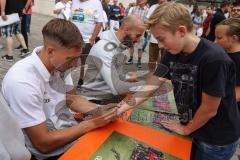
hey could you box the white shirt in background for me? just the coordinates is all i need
[146,4,159,44]
[98,10,108,38]
[54,1,72,20]
[71,0,103,43]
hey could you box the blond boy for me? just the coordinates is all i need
[117,2,240,160]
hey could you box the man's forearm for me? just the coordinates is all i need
[66,89,97,113]
[25,121,94,154]
[118,75,164,114]
[0,0,6,15]
[90,22,102,41]
[66,93,96,113]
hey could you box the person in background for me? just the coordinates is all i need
[125,3,133,16]
[25,0,34,34]
[146,0,167,72]
[109,0,120,29]
[231,2,240,18]
[215,17,240,111]
[127,0,148,68]
[206,1,230,41]
[71,0,103,88]
[96,9,108,42]
[102,0,110,19]
[16,0,32,55]
[54,0,72,20]
[0,0,30,61]
[191,5,199,18]
[0,3,3,49]
[192,8,204,36]
[201,5,213,38]
[119,2,125,26]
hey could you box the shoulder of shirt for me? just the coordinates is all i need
[3,56,40,86]
[200,39,232,63]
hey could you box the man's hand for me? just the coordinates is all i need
[86,106,118,129]
[83,103,118,120]
[126,72,137,82]
[1,13,7,21]
[89,37,95,46]
[161,120,190,136]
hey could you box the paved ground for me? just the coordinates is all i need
[0,13,52,84]
[0,13,239,159]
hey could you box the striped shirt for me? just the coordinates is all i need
[128,5,149,22]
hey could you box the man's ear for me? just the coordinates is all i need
[177,25,188,37]
[46,45,55,57]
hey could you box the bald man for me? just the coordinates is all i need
[79,15,147,105]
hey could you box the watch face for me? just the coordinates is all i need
[126,97,136,106]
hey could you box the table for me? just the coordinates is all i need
[59,119,192,160]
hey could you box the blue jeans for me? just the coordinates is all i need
[26,14,31,33]
[191,139,239,160]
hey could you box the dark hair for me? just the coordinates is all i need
[207,5,213,10]
[218,17,240,40]
[233,2,240,7]
[42,18,83,49]
[220,1,230,9]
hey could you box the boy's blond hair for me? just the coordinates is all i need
[147,2,193,32]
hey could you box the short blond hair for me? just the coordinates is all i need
[147,2,193,32]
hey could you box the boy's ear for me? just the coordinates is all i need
[232,35,239,42]
[177,25,187,37]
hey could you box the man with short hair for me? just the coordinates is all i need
[80,15,146,104]
[2,19,117,160]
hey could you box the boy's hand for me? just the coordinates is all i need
[160,120,189,135]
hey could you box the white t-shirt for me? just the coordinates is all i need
[2,47,77,160]
[71,0,103,43]
[54,1,72,20]
[146,4,158,44]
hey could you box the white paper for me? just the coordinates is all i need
[0,13,20,27]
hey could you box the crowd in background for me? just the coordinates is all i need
[1,0,240,160]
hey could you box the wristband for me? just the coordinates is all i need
[69,109,84,119]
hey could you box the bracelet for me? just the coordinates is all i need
[69,109,84,119]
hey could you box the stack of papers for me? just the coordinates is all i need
[0,13,20,27]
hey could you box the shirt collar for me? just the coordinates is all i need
[31,46,51,82]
